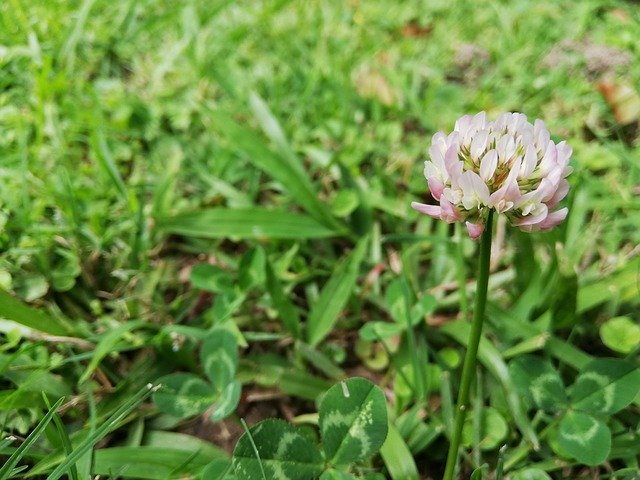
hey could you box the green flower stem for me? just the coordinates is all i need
[443,211,494,480]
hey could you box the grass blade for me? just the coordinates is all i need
[265,259,301,339]
[158,208,339,240]
[380,421,420,480]
[0,290,68,335]
[47,384,158,480]
[205,109,343,231]
[42,394,79,480]
[307,237,367,346]
[0,397,64,480]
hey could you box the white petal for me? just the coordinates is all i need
[470,129,489,160]
[520,144,538,178]
[539,142,557,174]
[460,171,490,209]
[479,150,498,181]
[454,115,473,138]
[471,111,487,132]
[497,135,516,164]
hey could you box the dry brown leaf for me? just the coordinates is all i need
[354,66,396,106]
[401,21,432,38]
[598,81,640,125]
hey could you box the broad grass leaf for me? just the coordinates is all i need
[211,380,241,422]
[462,407,508,451]
[153,373,215,418]
[158,208,339,240]
[558,411,610,466]
[265,259,301,339]
[238,247,266,290]
[569,359,640,415]
[201,329,238,391]
[307,238,367,347]
[232,419,323,480]
[599,316,640,354]
[319,377,388,465]
[201,459,234,480]
[509,355,567,411]
[0,289,68,335]
[206,110,342,231]
[93,446,214,479]
[359,321,404,341]
[190,264,234,294]
[379,422,419,480]
[79,319,145,384]
[549,272,578,329]
[511,469,552,480]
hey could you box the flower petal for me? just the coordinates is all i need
[465,221,485,239]
[546,179,569,209]
[513,203,549,226]
[427,176,444,200]
[538,207,568,230]
[439,195,462,223]
[479,150,498,181]
[520,144,538,178]
[411,201,441,219]
[470,129,489,160]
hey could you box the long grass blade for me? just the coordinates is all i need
[0,397,64,480]
[47,384,158,480]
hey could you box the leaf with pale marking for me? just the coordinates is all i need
[509,355,567,411]
[201,329,238,392]
[153,373,215,418]
[232,419,323,480]
[319,377,388,465]
[569,359,640,415]
[211,381,241,422]
[558,410,610,466]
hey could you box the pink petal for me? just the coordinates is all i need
[427,177,444,200]
[444,144,461,178]
[513,204,549,227]
[539,207,568,230]
[465,221,485,239]
[439,195,462,223]
[411,201,441,219]
[546,179,569,209]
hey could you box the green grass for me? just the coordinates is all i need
[1,0,639,478]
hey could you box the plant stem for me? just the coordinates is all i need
[443,211,494,480]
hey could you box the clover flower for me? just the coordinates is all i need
[412,112,572,239]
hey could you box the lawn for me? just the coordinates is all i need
[0,0,639,479]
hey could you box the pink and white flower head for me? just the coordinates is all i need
[412,112,572,239]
